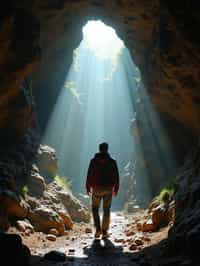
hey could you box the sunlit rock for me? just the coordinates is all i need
[28,205,65,235]
[46,234,57,241]
[57,189,90,223]
[16,220,34,233]
[141,219,155,232]
[28,165,46,197]
[49,228,59,236]
[37,145,58,181]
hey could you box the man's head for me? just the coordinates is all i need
[99,142,109,153]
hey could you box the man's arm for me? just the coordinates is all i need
[113,160,119,196]
[86,160,93,195]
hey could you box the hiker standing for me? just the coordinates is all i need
[86,143,119,238]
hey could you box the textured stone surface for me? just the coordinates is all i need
[0,1,200,262]
[168,145,200,260]
[37,145,58,180]
[0,1,199,138]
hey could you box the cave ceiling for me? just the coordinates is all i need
[0,0,200,141]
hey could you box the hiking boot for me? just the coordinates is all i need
[102,231,109,239]
[94,230,101,238]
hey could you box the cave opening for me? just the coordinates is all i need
[42,20,177,209]
[1,1,200,265]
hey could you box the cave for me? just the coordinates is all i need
[0,1,200,265]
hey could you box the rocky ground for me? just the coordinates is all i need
[6,210,176,266]
[1,144,199,265]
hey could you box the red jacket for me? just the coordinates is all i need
[86,152,119,193]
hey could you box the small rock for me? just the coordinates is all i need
[85,227,92,233]
[142,219,155,232]
[68,248,75,254]
[129,243,137,250]
[126,230,135,237]
[144,237,151,242]
[46,234,57,241]
[114,238,125,243]
[44,251,66,262]
[49,228,59,236]
[136,223,142,231]
[25,229,32,236]
[16,220,34,233]
[135,238,143,246]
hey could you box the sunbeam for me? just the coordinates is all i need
[43,20,177,208]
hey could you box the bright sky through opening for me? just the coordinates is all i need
[82,20,124,59]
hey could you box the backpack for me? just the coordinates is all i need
[95,159,114,186]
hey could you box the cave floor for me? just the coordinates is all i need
[11,211,172,266]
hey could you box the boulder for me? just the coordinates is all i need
[0,233,30,266]
[141,219,156,232]
[16,220,34,232]
[152,205,169,229]
[58,210,73,229]
[0,190,29,218]
[28,165,46,197]
[44,250,66,261]
[57,190,90,223]
[28,206,65,235]
[37,145,58,180]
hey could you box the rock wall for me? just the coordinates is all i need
[0,144,90,235]
[1,1,200,138]
[0,1,200,259]
[168,144,200,260]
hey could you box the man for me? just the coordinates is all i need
[86,142,119,239]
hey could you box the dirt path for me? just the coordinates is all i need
[11,211,170,266]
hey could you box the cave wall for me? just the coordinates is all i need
[0,0,199,192]
[1,1,199,141]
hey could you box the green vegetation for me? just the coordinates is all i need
[156,179,175,203]
[21,185,29,198]
[54,174,72,190]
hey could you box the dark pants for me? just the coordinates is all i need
[92,188,112,232]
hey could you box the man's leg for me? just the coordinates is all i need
[102,189,112,238]
[92,190,101,237]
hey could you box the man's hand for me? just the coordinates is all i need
[112,189,118,197]
[87,188,91,196]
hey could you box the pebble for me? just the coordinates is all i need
[49,228,59,236]
[135,238,143,246]
[114,238,125,243]
[63,230,69,235]
[129,243,137,250]
[46,234,57,241]
[85,227,92,233]
[126,230,135,237]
